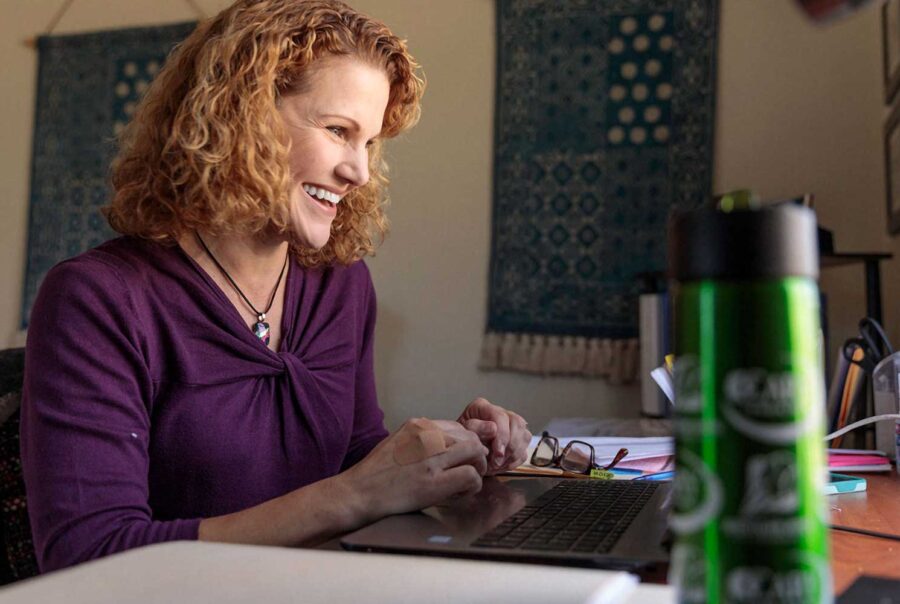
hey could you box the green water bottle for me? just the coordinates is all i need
[668,204,830,603]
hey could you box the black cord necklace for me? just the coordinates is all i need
[195,232,288,346]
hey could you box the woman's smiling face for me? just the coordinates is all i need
[277,55,390,250]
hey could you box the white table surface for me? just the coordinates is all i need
[0,542,675,604]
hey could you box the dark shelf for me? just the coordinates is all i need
[821,252,892,268]
[820,251,893,326]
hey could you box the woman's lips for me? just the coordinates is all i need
[304,188,337,216]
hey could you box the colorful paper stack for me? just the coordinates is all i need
[827,448,892,472]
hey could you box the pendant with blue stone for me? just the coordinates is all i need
[253,313,270,345]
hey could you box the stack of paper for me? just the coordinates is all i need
[827,448,892,472]
[509,436,674,478]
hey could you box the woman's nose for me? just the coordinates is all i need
[336,147,370,188]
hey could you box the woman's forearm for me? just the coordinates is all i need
[197,420,494,547]
[197,473,366,547]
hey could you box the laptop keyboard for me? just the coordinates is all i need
[471,480,659,554]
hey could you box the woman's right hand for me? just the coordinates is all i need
[338,418,490,526]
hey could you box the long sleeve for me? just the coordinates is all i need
[20,257,200,573]
[341,263,388,470]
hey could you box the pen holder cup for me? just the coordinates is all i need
[872,352,900,468]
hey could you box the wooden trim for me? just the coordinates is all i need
[885,99,900,235]
[884,0,900,104]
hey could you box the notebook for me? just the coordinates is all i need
[341,476,672,572]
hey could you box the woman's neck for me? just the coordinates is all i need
[181,229,290,298]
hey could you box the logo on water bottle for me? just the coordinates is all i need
[670,449,723,535]
[721,450,808,543]
[673,355,721,438]
[725,550,831,604]
[724,368,794,416]
[674,355,702,413]
[669,543,707,604]
[740,451,798,516]
[721,364,821,445]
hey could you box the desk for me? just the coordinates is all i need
[830,471,900,593]
[0,475,895,602]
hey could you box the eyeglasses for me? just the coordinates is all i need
[530,431,629,475]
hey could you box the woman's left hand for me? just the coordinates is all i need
[457,398,531,475]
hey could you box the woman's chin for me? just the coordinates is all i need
[289,229,331,252]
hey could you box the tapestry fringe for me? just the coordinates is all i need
[478,331,639,383]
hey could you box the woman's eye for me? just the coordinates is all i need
[327,126,345,137]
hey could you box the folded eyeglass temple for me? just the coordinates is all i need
[603,447,629,470]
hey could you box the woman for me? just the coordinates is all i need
[20,0,530,573]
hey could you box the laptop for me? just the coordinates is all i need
[340,476,672,572]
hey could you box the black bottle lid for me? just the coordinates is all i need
[669,204,819,281]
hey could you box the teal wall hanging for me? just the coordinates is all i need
[480,0,718,380]
[21,22,196,329]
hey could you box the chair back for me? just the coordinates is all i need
[0,348,39,583]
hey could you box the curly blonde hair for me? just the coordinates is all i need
[105,0,424,267]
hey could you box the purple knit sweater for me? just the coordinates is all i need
[20,237,388,572]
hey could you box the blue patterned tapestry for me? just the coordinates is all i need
[21,22,197,329]
[482,0,717,377]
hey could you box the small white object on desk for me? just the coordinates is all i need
[0,541,674,604]
[650,366,675,405]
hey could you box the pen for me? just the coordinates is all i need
[635,470,674,481]
[608,467,644,476]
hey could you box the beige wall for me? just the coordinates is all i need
[713,0,891,376]
[0,0,890,430]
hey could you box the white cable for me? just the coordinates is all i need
[823,414,900,442]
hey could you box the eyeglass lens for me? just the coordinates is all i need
[532,436,558,466]
[532,434,596,473]
[560,442,592,473]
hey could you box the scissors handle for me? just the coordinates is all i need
[858,317,894,357]
[842,338,874,372]
[842,338,864,363]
